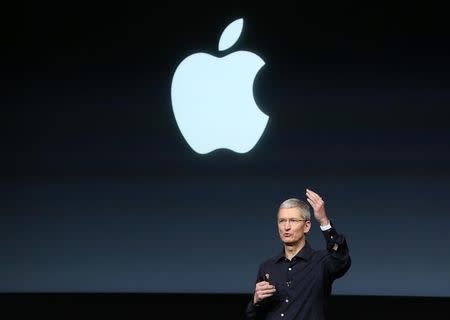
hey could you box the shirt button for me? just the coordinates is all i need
[285,299,289,303]
[281,313,284,317]
[288,267,292,271]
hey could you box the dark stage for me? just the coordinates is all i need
[2,293,449,319]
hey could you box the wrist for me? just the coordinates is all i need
[318,217,330,226]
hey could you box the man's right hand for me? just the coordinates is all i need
[253,281,276,304]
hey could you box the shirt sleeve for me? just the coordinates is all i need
[322,221,351,279]
[246,294,274,319]
[245,299,259,320]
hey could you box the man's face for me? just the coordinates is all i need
[278,207,311,245]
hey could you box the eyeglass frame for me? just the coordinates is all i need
[277,218,310,225]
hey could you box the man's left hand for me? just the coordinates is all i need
[306,189,330,226]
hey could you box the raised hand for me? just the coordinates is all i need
[306,189,330,226]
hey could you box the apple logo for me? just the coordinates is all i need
[170,18,269,154]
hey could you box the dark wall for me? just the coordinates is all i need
[4,3,450,296]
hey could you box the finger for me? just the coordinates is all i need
[256,289,277,297]
[305,191,317,204]
[256,281,268,286]
[306,189,321,201]
[306,197,320,209]
[307,193,324,208]
[256,281,270,288]
[257,288,277,294]
[259,286,276,292]
[259,281,275,288]
[259,288,277,294]
[259,292,275,299]
[258,292,275,299]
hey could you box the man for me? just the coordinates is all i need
[245,189,351,320]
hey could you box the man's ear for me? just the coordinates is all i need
[304,220,312,234]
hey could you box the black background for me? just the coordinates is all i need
[4,1,450,303]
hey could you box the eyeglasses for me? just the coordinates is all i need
[278,218,309,225]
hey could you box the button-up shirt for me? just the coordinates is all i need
[246,223,351,320]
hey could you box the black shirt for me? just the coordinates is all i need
[246,223,351,320]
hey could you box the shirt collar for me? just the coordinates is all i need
[275,241,313,263]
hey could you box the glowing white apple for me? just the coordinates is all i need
[170,18,269,154]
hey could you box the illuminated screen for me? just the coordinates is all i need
[4,4,450,296]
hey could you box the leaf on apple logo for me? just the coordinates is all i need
[218,18,244,51]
